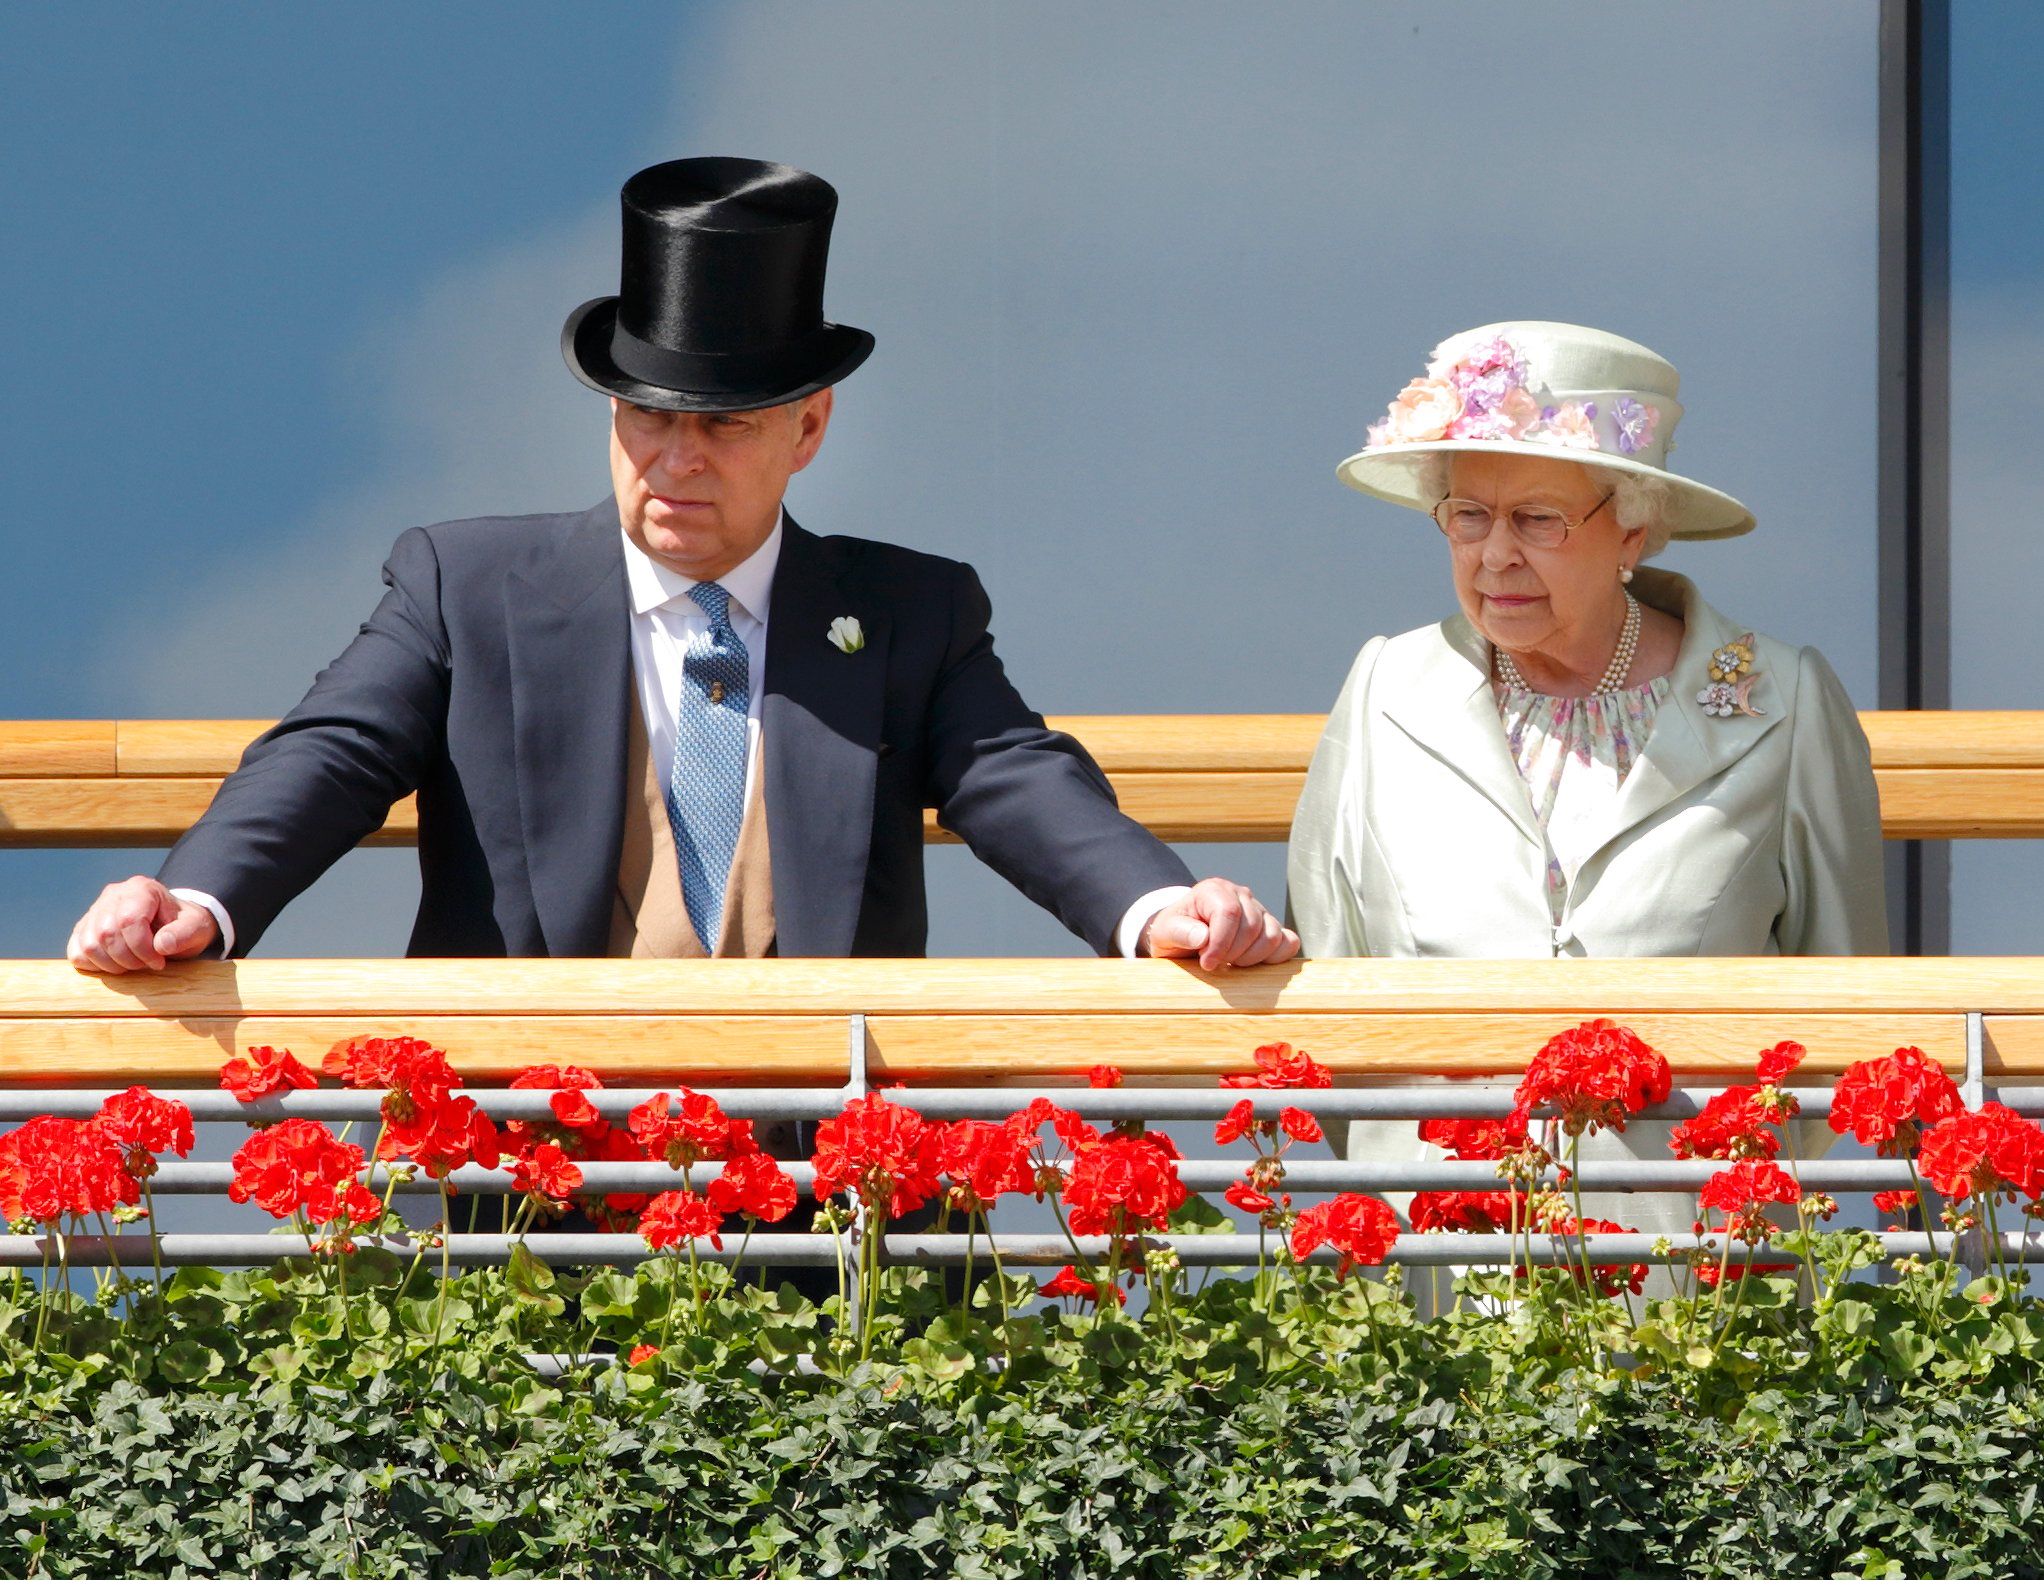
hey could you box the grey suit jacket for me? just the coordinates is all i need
[159,502,1193,958]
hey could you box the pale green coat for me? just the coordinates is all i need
[1286,567,1888,962]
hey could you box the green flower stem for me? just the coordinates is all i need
[141,1181,166,1293]
[1780,1122,1823,1302]
[431,1180,453,1349]
[1709,1239,1759,1368]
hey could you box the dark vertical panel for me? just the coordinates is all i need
[1879,0,1952,955]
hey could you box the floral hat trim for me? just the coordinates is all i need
[1365,335,1664,460]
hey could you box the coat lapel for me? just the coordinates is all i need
[1378,616,1546,851]
[1592,567,1785,857]
[505,502,632,957]
[762,518,888,956]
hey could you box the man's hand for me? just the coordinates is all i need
[1138,877,1300,970]
[67,877,219,974]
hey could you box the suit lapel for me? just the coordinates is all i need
[1379,616,1546,851]
[763,518,888,956]
[1592,568,1784,856]
[505,502,632,957]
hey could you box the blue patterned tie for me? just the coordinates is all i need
[668,581,751,951]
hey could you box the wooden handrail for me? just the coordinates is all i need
[1,713,2041,846]
[4,956,2044,1085]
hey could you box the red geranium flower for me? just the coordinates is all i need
[1416,1115,1530,1160]
[1225,1178,1277,1215]
[1409,1189,1522,1234]
[228,1118,380,1227]
[95,1086,195,1181]
[1290,1192,1399,1276]
[1755,1041,1806,1087]
[508,1140,584,1204]
[220,1045,318,1101]
[1533,1214,1648,1297]
[378,1092,500,1183]
[705,1152,798,1223]
[1086,1065,1124,1088]
[1699,1159,1802,1245]
[1695,1258,1796,1288]
[506,1064,613,1147]
[1669,1085,1780,1161]
[1214,1099,1257,1146]
[1828,1046,1962,1156]
[1220,1041,1333,1090]
[323,1035,460,1119]
[811,1093,943,1220]
[1512,1019,1671,1137]
[630,1089,755,1172]
[628,1343,661,1365]
[0,1116,138,1224]
[1041,1264,1124,1306]
[1918,1104,2044,1202]
[639,1188,724,1251]
[938,1119,1033,1214]
[1062,1131,1187,1238]
[1871,1187,1919,1220]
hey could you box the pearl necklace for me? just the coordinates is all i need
[1495,591,1641,695]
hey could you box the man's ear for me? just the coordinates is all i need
[789,387,834,473]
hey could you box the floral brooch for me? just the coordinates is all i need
[827,615,865,654]
[1696,634,1764,719]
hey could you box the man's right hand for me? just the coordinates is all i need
[67,876,219,974]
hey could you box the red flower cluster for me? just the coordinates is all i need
[1755,1041,1806,1087]
[1409,1190,1522,1234]
[220,1045,318,1101]
[508,1141,584,1204]
[1220,1042,1332,1090]
[811,1093,943,1220]
[938,1119,1034,1214]
[1513,1020,1671,1137]
[1416,1114,1530,1160]
[324,1036,500,1183]
[706,1153,798,1223]
[228,1117,380,1228]
[1290,1192,1399,1276]
[1669,1085,1779,1161]
[630,1089,757,1172]
[1215,1100,1320,1146]
[1694,1257,1795,1288]
[0,1115,138,1224]
[1064,1132,1187,1238]
[1086,1065,1124,1088]
[506,1065,648,1223]
[1918,1103,2044,1203]
[1871,1187,1919,1223]
[1699,1159,1802,1245]
[640,1188,723,1251]
[95,1086,195,1181]
[1042,1264,1123,1306]
[1828,1046,1962,1155]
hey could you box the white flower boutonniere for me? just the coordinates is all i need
[827,615,865,654]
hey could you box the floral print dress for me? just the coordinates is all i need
[1495,675,1670,923]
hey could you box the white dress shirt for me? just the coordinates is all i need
[181,509,1182,957]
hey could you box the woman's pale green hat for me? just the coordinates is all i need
[1335,321,1756,542]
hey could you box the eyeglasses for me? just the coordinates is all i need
[1430,492,1614,549]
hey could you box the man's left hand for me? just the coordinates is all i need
[1138,877,1300,970]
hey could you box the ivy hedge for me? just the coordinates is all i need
[6,1252,2044,1579]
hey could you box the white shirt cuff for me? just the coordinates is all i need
[167,889,235,959]
[1115,885,1194,959]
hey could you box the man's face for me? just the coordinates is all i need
[609,389,832,580]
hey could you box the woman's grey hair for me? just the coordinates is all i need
[1411,453,1674,558]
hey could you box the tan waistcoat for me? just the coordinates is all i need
[608,700,776,959]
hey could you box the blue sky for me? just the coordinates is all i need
[1,2,2034,957]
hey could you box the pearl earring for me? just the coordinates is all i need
[1619,566,1635,584]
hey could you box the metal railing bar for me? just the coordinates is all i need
[5,1084,1964,1124]
[2,1229,2027,1270]
[125,1157,1932,1195]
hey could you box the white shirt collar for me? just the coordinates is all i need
[620,508,784,622]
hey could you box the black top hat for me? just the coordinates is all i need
[562,157,874,412]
